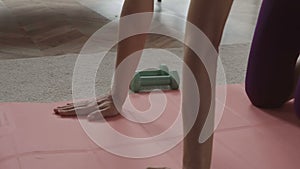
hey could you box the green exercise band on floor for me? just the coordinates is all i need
[130,64,180,93]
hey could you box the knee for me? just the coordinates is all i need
[293,84,300,117]
[294,98,300,117]
[245,85,287,109]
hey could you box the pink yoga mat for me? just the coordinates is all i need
[0,84,299,169]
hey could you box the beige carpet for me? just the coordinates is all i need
[0,44,250,102]
[0,0,252,102]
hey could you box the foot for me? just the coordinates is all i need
[54,93,120,121]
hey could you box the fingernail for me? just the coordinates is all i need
[53,108,59,114]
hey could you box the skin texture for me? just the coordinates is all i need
[182,1,233,168]
[55,0,154,121]
[55,0,233,168]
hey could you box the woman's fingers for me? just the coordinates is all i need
[87,102,119,121]
[60,94,111,109]
[55,100,113,117]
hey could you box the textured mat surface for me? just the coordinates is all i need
[1,84,299,169]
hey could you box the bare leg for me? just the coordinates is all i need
[182,0,233,169]
[55,0,233,168]
[54,0,154,120]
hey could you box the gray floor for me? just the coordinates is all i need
[78,0,262,45]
